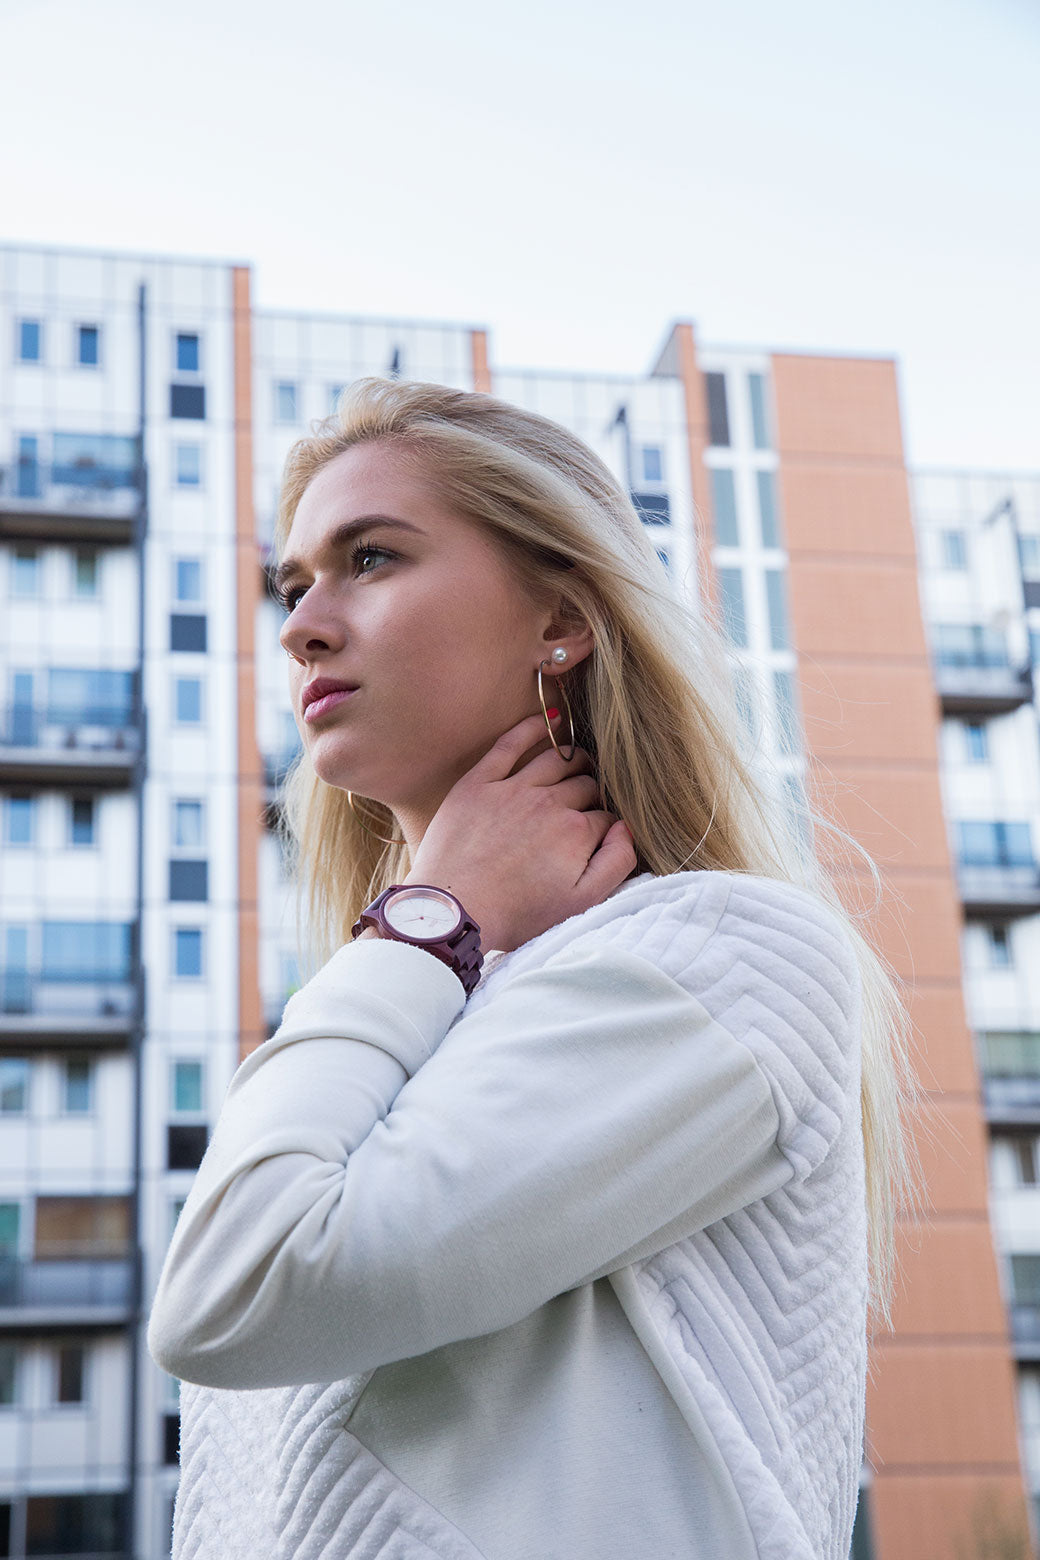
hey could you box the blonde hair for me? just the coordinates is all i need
[271,376,929,1344]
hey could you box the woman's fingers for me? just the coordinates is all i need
[468,712,564,785]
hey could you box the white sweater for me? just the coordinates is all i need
[148,867,868,1560]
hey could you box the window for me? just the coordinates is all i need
[174,442,202,487]
[176,332,200,373]
[0,1203,20,1254]
[52,431,138,488]
[748,373,770,449]
[329,384,346,414]
[171,1060,203,1113]
[164,1411,181,1463]
[275,382,298,423]
[70,797,96,846]
[0,1341,16,1405]
[34,1195,130,1258]
[0,1059,30,1114]
[174,676,202,724]
[11,546,40,598]
[957,820,1034,869]
[73,549,99,597]
[174,928,203,978]
[18,319,42,361]
[54,1342,86,1404]
[717,568,747,647]
[173,799,205,850]
[941,529,967,570]
[3,795,34,846]
[705,372,730,447]
[1012,1138,1039,1185]
[1020,534,1040,576]
[170,1197,186,1240]
[989,924,1012,969]
[765,569,790,650]
[757,471,781,548]
[169,859,208,901]
[77,324,99,367]
[170,383,206,419]
[25,1492,125,1557]
[641,445,664,483]
[1011,1255,1040,1305]
[170,614,207,652]
[48,667,133,725]
[62,1059,92,1114]
[168,1123,208,1169]
[41,921,132,983]
[964,722,989,762]
[774,669,800,753]
[710,469,738,547]
[174,557,203,604]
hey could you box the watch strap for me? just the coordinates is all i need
[350,885,484,997]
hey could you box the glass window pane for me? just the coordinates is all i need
[965,723,988,762]
[11,546,40,598]
[957,820,995,864]
[174,558,202,603]
[0,1204,20,1252]
[176,333,200,373]
[173,799,204,849]
[52,432,138,488]
[705,372,729,446]
[1001,821,1034,867]
[175,443,202,487]
[757,471,781,548]
[710,469,738,546]
[41,921,131,981]
[174,928,202,977]
[4,796,33,846]
[0,1060,29,1114]
[329,384,346,414]
[774,669,800,754]
[56,1343,85,1403]
[717,568,747,647]
[765,569,790,650]
[942,529,967,569]
[0,1341,16,1405]
[749,373,770,449]
[19,319,42,361]
[641,446,663,483]
[77,325,99,366]
[175,678,202,723]
[172,1060,203,1113]
[70,797,95,845]
[73,549,99,596]
[275,382,298,422]
[63,1059,92,1113]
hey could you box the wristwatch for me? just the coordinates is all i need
[350,884,484,997]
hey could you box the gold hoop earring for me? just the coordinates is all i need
[537,660,577,761]
[346,791,407,846]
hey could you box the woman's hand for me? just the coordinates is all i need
[404,712,638,954]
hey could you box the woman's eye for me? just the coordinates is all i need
[279,542,394,613]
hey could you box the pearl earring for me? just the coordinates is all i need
[551,647,568,664]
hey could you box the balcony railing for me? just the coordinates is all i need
[0,701,140,785]
[0,972,137,1043]
[0,459,140,541]
[935,656,1034,715]
[955,862,1040,918]
[0,1256,133,1319]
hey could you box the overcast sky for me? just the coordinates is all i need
[3,0,1036,470]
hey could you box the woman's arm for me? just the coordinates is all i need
[147,875,859,1390]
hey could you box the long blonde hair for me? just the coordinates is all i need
[271,375,929,1344]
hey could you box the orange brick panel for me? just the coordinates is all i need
[800,665,941,764]
[779,463,919,558]
[870,1475,1033,1560]
[772,354,907,461]
[789,561,930,661]
[884,1218,1010,1336]
[866,1344,1022,1466]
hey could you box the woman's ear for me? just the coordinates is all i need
[541,599,594,670]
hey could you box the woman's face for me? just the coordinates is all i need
[277,441,578,821]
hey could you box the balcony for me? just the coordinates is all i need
[935,658,1034,715]
[0,458,141,543]
[0,970,137,1048]
[979,1033,1040,1124]
[956,863,1040,919]
[0,1256,134,1328]
[0,701,141,786]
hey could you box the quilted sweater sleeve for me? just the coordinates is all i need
[146,874,861,1389]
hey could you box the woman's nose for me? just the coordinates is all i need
[279,591,342,656]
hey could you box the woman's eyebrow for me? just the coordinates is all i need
[274,515,424,592]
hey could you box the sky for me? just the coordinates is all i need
[2,0,1037,471]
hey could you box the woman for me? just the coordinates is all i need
[148,378,925,1560]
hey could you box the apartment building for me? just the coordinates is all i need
[0,238,1032,1558]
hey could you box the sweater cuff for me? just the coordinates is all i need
[276,934,468,1076]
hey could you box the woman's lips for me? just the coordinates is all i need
[303,688,358,722]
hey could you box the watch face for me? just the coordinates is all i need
[383,887,461,942]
